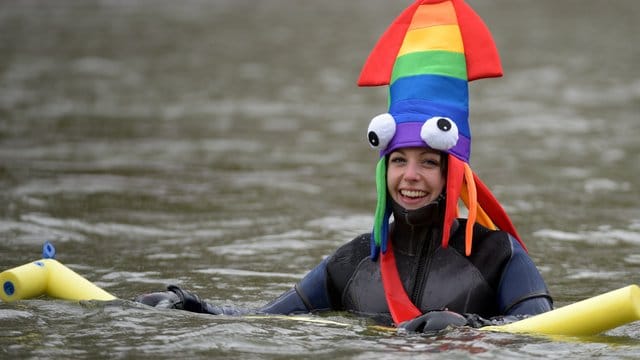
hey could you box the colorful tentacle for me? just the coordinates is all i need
[460,182,496,230]
[371,157,390,259]
[445,156,524,256]
[462,163,477,256]
[380,238,422,324]
[472,172,527,252]
[442,154,464,249]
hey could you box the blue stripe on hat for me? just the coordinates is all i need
[388,99,470,138]
[390,74,469,111]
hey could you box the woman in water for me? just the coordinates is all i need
[136,145,551,331]
[136,0,553,332]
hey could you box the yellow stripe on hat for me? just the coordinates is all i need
[398,25,464,57]
[409,1,458,30]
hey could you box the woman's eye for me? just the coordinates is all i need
[367,113,396,150]
[420,116,459,150]
[390,156,406,164]
[425,160,441,169]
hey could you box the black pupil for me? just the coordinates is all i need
[437,118,451,131]
[368,131,379,146]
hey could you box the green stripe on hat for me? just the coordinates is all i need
[391,50,468,84]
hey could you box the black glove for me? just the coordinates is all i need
[398,310,468,333]
[134,285,211,313]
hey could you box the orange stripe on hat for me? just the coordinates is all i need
[409,1,458,30]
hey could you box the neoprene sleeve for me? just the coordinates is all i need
[497,236,553,315]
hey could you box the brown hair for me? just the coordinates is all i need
[440,151,448,176]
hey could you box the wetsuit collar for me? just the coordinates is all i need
[390,193,445,228]
[389,194,445,256]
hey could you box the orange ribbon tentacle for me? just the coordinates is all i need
[443,154,464,249]
[460,183,496,230]
[462,163,477,256]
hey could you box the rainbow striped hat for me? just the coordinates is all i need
[359,0,526,260]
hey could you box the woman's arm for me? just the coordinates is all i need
[135,257,334,316]
[497,236,553,316]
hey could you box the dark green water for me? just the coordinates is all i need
[1,0,639,358]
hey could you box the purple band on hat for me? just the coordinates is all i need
[450,134,470,163]
[381,122,425,157]
[381,122,470,162]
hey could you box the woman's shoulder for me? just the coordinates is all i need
[450,219,515,256]
[325,233,373,292]
[331,232,371,261]
[450,220,529,290]
[327,232,372,269]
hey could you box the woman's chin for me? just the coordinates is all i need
[398,197,430,210]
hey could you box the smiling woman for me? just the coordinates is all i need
[1,0,638,357]
[135,0,553,332]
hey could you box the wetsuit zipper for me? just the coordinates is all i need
[410,228,434,307]
[397,208,435,309]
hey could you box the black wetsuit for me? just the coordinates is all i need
[144,198,552,326]
[256,198,552,325]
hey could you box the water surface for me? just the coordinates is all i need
[1,0,639,358]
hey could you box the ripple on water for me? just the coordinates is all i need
[305,214,372,234]
[0,309,34,320]
[194,268,303,280]
[624,254,640,265]
[0,217,89,244]
[206,230,319,257]
[18,213,181,240]
[583,178,631,194]
[534,225,640,246]
[566,269,626,280]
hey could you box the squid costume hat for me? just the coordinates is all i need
[359,0,528,324]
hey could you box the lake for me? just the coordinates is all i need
[1,0,639,358]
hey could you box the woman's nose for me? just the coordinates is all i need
[403,161,420,180]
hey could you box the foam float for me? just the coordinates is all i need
[0,242,116,302]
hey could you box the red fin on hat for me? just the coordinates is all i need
[357,0,503,86]
[473,172,527,251]
[452,0,503,80]
[357,1,422,86]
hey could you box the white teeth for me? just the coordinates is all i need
[401,190,426,198]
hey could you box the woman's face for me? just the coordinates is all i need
[387,147,446,210]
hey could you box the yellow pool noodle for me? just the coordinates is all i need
[0,259,116,302]
[482,285,640,336]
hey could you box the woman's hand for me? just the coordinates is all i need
[134,285,211,313]
[397,310,468,333]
